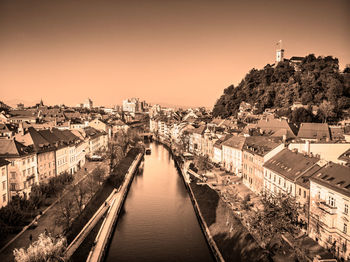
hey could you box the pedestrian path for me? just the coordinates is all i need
[0,161,103,262]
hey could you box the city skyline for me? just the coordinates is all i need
[1,0,349,108]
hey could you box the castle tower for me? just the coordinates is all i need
[276,40,284,63]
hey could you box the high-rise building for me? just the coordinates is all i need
[122,98,140,113]
[83,98,93,109]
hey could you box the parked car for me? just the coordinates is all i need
[87,155,103,161]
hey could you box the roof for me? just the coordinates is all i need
[289,56,304,61]
[192,125,206,135]
[329,126,344,140]
[338,149,350,165]
[257,117,297,138]
[0,139,34,157]
[0,158,10,167]
[0,123,16,133]
[243,136,282,156]
[297,123,330,140]
[222,136,246,150]
[310,162,350,197]
[295,164,323,189]
[264,149,320,182]
[38,129,62,147]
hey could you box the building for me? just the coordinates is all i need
[122,98,140,113]
[242,136,284,194]
[288,142,350,164]
[15,127,56,184]
[256,116,297,140]
[309,163,350,261]
[83,127,108,156]
[222,136,246,175]
[89,118,112,138]
[39,129,70,175]
[0,159,10,207]
[83,98,93,109]
[297,123,331,142]
[0,139,38,199]
[263,148,322,227]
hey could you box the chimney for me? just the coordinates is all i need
[305,140,310,155]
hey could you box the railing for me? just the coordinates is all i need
[318,201,337,215]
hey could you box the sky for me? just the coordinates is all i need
[0,0,349,108]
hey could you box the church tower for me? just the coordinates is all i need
[276,40,284,64]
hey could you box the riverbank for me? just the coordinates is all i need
[157,139,271,262]
[66,147,143,261]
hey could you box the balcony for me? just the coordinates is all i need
[318,201,337,215]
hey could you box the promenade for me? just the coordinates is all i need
[0,160,105,262]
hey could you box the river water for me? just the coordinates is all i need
[105,142,215,262]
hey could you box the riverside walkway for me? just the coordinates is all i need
[86,152,143,262]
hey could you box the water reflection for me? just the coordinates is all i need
[105,142,214,262]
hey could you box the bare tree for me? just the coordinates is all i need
[92,166,105,185]
[319,100,335,123]
[72,183,88,215]
[55,194,75,233]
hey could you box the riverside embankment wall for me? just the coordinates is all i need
[86,152,144,262]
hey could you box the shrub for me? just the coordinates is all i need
[13,233,66,262]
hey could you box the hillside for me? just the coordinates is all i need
[212,55,350,121]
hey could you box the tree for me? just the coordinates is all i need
[55,194,75,233]
[248,193,299,248]
[194,155,212,175]
[72,183,88,215]
[13,233,66,262]
[178,130,190,153]
[291,107,314,126]
[92,166,105,185]
[318,100,335,123]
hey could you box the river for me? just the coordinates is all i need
[105,142,215,262]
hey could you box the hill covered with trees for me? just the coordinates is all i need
[213,55,350,122]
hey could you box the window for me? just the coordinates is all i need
[22,160,25,166]
[328,196,336,207]
[345,204,349,215]
[11,172,16,179]
[1,168,5,176]
[303,190,306,198]
[2,194,6,203]
[23,170,26,176]
[279,178,281,185]
[23,181,26,189]
[2,181,5,190]
[274,174,276,182]
[344,223,348,234]
[299,188,301,196]
[284,180,286,188]
[27,168,30,175]
[10,183,16,191]
[32,167,34,174]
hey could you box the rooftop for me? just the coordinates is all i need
[264,148,320,182]
[310,162,350,197]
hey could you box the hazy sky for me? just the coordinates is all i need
[1,0,349,108]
